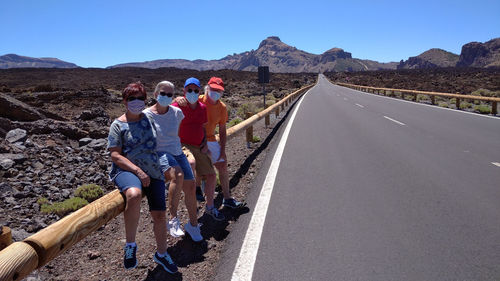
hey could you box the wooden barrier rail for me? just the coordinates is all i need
[0,84,313,281]
[335,82,500,115]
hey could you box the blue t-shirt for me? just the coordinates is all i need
[107,114,163,180]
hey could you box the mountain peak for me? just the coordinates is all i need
[258,36,283,48]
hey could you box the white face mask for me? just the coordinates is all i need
[186,92,199,104]
[208,91,221,101]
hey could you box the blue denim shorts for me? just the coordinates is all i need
[158,151,194,180]
[113,171,166,211]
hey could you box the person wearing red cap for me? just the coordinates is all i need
[200,77,244,210]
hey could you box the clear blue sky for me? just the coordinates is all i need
[1,0,499,68]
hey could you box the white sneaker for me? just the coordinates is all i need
[184,222,203,242]
[167,217,185,237]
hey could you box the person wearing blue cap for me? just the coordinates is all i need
[172,78,225,223]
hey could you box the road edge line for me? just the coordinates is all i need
[230,89,311,281]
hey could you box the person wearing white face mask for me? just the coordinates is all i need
[107,82,177,273]
[144,81,202,242]
[200,77,244,210]
[171,77,225,221]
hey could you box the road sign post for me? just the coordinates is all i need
[258,66,270,108]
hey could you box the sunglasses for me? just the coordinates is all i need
[187,89,200,94]
[159,91,174,97]
[127,96,146,102]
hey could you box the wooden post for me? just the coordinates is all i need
[275,104,280,118]
[402,92,405,100]
[245,112,253,148]
[431,95,435,105]
[413,93,417,102]
[492,101,497,115]
[0,226,12,251]
[0,242,39,281]
[23,189,125,268]
[456,98,460,109]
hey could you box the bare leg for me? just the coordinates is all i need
[182,179,198,225]
[150,210,167,254]
[204,173,217,208]
[166,167,182,219]
[123,187,142,243]
[215,161,230,199]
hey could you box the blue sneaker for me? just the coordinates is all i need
[196,186,205,202]
[154,252,178,273]
[223,198,245,209]
[123,244,138,270]
[205,206,225,221]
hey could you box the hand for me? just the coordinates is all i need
[200,143,208,154]
[217,150,227,162]
[175,96,188,107]
[135,168,150,187]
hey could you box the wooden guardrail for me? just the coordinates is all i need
[0,84,313,281]
[335,82,500,115]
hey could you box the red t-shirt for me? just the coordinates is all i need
[172,101,207,146]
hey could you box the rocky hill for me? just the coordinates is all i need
[457,38,500,68]
[397,48,459,69]
[0,54,79,69]
[110,36,398,72]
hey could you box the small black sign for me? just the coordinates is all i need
[258,66,269,83]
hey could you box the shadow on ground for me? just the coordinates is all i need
[142,96,302,280]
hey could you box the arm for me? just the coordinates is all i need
[200,123,208,154]
[217,122,227,161]
[109,147,150,187]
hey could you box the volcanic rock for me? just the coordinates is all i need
[457,38,500,68]
[0,93,46,121]
[6,128,27,143]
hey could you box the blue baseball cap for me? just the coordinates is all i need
[184,77,201,88]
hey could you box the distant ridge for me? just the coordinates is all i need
[0,54,78,69]
[457,38,500,68]
[397,49,459,69]
[398,37,500,69]
[108,36,398,72]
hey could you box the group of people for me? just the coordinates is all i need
[107,77,243,273]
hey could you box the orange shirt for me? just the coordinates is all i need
[199,95,228,142]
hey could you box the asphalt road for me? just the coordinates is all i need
[216,75,500,281]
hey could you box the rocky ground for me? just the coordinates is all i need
[0,67,312,280]
[1,67,499,280]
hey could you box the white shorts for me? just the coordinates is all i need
[207,141,225,164]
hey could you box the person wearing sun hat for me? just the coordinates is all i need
[200,77,244,210]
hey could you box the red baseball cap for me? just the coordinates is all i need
[208,77,224,91]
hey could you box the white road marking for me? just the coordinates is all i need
[492,162,500,167]
[355,103,365,108]
[338,85,500,120]
[231,89,310,281]
[384,116,406,126]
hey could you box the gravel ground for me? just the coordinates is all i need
[23,97,301,281]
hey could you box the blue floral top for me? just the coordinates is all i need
[107,114,163,180]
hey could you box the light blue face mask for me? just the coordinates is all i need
[157,95,172,107]
[186,92,199,104]
[209,91,221,101]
